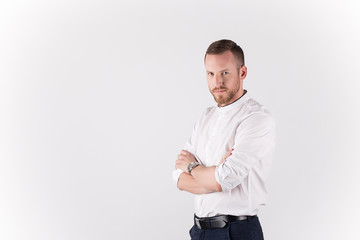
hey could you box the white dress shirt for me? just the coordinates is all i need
[176,91,276,217]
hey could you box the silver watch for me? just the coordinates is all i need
[187,162,199,175]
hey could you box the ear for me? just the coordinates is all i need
[240,65,247,80]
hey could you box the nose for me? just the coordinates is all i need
[214,73,224,86]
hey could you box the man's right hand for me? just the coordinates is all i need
[219,148,234,165]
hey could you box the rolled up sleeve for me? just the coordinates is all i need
[215,113,276,192]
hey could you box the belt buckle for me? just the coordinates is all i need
[194,218,202,229]
[213,220,227,228]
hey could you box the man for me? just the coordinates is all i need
[173,39,276,240]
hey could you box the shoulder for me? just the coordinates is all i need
[198,106,216,119]
[204,106,215,115]
[192,106,216,130]
[240,98,276,131]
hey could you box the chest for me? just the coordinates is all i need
[195,114,238,166]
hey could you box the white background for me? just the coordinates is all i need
[1,0,360,239]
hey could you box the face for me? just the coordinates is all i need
[205,51,247,107]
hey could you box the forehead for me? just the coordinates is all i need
[205,51,237,71]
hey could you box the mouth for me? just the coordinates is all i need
[213,89,227,93]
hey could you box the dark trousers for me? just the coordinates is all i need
[189,215,264,240]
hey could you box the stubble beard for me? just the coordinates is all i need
[211,86,239,106]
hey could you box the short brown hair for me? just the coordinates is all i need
[205,39,245,69]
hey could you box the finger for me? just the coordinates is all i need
[181,150,189,155]
[226,149,234,156]
[176,159,185,165]
[219,159,225,165]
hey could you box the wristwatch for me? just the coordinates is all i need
[187,161,200,175]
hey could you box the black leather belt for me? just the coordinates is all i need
[194,215,257,229]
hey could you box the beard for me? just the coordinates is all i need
[211,86,239,106]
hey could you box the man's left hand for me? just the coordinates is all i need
[175,150,197,173]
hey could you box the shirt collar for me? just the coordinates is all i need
[216,90,249,114]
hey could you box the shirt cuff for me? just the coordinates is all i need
[172,169,184,185]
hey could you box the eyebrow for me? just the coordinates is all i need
[207,69,231,72]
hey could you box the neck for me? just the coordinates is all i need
[218,89,245,107]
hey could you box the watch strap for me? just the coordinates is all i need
[187,162,199,175]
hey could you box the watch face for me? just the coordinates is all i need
[188,162,199,174]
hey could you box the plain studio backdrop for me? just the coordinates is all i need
[1,0,359,239]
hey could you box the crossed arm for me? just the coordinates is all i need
[175,150,232,194]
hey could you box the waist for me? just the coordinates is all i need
[193,189,266,217]
[194,214,258,229]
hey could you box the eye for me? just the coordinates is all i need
[222,71,229,75]
[208,72,214,76]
